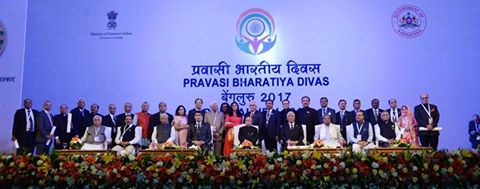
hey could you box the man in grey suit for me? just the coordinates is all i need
[35,101,54,155]
[204,101,225,155]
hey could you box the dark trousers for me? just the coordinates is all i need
[420,134,439,150]
[36,140,52,155]
[263,137,277,152]
[16,132,35,155]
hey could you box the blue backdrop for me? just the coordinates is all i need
[20,0,480,150]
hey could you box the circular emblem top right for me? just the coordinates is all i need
[392,5,427,38]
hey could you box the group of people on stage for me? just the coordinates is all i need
[12,93,443,156]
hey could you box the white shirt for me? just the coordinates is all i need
[151,125,177,144]
[115,124,142,145]
[24,108,35,131]
[314,123,344,144]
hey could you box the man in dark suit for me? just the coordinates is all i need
[102,104,118,147]
[468,114,480,150]
[280,111,305,150]
[386,98,401,122]
[317,97,336,124]
[239,117,259,146]
[349,99,364,121]
[149,102,174,138]
[414,93,440,150]
[86,103,102,126]
[53,104,74,149]
[187,98,206,125]
[295,96,318,144]
[187,111,212,151]
[335,99,352,140]
[35,101,54,155]
[12,98,39,155]
[260,100,280,152]
[244,101,264,127]
[279,99,295,125]
[116,102,134,128]
[365,98,383,126]
[70,99,90,137]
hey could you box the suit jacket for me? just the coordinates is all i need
[12,108,39,140]
[86,112,103,126]
[102,114,118,142]
[365,108,384,126]
[317,107,336,124]
[204,111,225,141]
[245,110,264,127]
[280,122,305,147]
[348,109,364,122]
[53,113,73,142]
[238,126,259,146]
[70,107,90,137]
[469,120,480,142]
[187,109,206,125]
[279,108,295,125]
[414,104,440,136]
[335,110,353,140]
[386,108,402,122]
[116,113,135,128]
[35,110,54,143]
[187,122,212,149]
[295,107,319,144]
[149,112,174,138]
[260,109,280,141]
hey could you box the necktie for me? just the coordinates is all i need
[340,111,344,122]
[80,109,84,117]
[47,112,53,127]
[250,111,255,118]
[28,110,34,132]
[392,110,397,122]
[112,114,116,125]
[323,108,326,117]
[290,123,294,131]
[374,110,378,121]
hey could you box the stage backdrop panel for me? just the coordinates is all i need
[0,0,28,152]
[19,0,480,150]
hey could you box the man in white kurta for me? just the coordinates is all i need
[81,115,112,150]
[314,115,345,148]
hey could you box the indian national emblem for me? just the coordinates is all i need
[107,11,118,30]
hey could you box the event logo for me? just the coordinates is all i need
[392,5,427,38]
[0,21,5,56]
[236,8,276,55]
[107,11,118,30]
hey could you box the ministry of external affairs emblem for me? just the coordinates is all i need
[392,5,427,38]
[0,21,6,56]
[107,11,118,30]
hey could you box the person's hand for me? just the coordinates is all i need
[387,139,395,145]
[426,125,433,130]
[359,141,368,147]
[213,131,219,138]
[55,138,61,145]
[46,135,52,140]
[121,141,130,146]
[339,140,346,147]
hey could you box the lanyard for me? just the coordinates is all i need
[356,122,364,133]
[120,125,132,139]
[421,104,431,118]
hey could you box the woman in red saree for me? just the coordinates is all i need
[399,105,419,147]
[223,102,243,156]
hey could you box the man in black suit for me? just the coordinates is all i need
[365,98,383,126]
[187,98,206,125]
[244,101,264,127]
[295,96,318,144]
[35,101,55,155]
[70,99,90,137]
[386,98,401,123]
[414,93,440,150]
[280,111,304,150]
[335,99,352,140]
[260,100,280,152]
[349,99,364,123]
[102,104,118,147]
[468,114,480,150]
[12,98,38,155]
[238,117,259,146]
[317,97,336,124]
[149,102,174,138]
[279,99,295,125]
[187,111,212,151]
[53,104,73,149]
[116,102,134,128]
[86,103,102,126]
